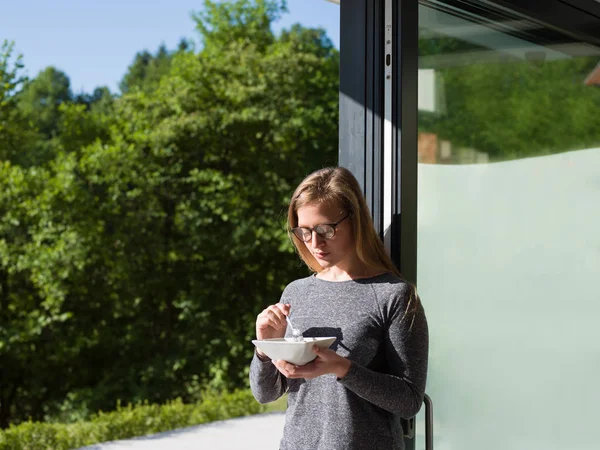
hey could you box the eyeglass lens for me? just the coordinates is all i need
[294,225,335,242]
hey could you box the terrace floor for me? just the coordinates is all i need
[77,412,286,450]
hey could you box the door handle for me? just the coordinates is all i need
[424,394,433,450]
[402,394,433,449]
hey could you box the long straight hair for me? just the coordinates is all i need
[287,167,402,277]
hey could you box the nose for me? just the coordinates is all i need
[310,231,325,249]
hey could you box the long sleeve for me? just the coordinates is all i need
[252,273,429,450]
[249,350,288,404]
[337,297,429,418]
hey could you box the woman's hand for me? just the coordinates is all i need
[255,303,290,358]
[272,345,351,380]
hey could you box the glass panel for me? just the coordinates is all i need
[417,1,600,449]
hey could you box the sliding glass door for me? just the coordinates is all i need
[416,1,600,448]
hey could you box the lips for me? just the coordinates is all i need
[314,252,329,259]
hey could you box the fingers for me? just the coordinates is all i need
[257,306,277,324]
[272,347,347,380]
[273,303,291,316]
[273,359,309,379]
[262,304,287,328]
[255,303,291,340]
[312,346,333,359]
[257,303,289,322]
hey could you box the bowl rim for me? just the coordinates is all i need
[252,336,336,344]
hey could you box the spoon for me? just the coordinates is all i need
[286,315,304,342]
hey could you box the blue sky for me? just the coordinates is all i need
[1,0,339,94]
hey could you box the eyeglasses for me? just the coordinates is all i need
[290,212,352,243]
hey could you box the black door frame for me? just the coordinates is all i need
[339,0,600,282]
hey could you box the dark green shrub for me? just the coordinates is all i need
[0,390,266,450]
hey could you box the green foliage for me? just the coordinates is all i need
[17,67,72,138]
[194,0,287,51]
[119,41,192,94]
[58,86,116,152]
[0,389,265,450]
[0,157,91,428]
[0,41,38,166]
[1,0,338,428]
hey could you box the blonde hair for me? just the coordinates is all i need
[286,166,402,277]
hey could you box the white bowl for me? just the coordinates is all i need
[252,337,337,366]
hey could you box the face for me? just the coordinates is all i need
[295,202,355,270]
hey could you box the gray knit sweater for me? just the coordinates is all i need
[249,273,429,450]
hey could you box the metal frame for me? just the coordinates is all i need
[391,0,419,283]
[491,0,600,45]
[339,0,385,237]
[338,0,419,283]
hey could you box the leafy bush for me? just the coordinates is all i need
[0,390,266,450]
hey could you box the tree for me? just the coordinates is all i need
[18,66,73,138]
[193,0,287,51]
[58,86,116,153]
[0,41,38,167]
[0,155,91,426]
[119,40,192,94]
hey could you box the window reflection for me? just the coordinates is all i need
[418,0,600,164]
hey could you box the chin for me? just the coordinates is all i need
[317,259,337,269]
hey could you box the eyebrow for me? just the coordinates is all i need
[297,221,332,228]
[297,214,346,228]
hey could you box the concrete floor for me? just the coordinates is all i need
[76,412,285,450]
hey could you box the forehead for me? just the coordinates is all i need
[296,202,344,226]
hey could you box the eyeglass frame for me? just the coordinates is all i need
[290,212,352,243]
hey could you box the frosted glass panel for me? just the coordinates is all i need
[417,2,600,449]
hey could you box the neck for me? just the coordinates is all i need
[317,260,383,282]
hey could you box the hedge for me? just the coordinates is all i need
[0,389,267,450]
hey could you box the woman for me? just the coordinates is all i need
[250,167,428,450]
